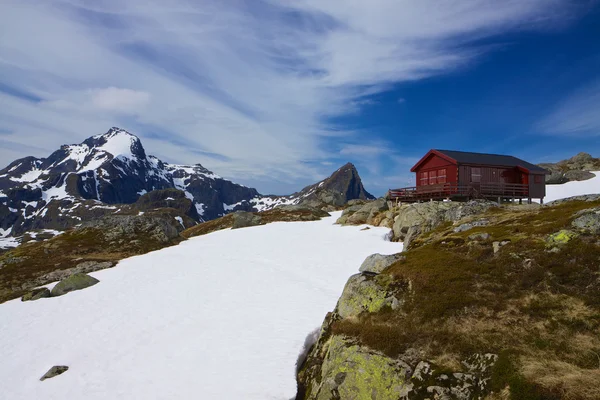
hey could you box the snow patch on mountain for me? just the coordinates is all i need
[546,171,600,202]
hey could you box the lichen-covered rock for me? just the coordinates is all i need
[359,253,404,274]
[305,335,412,400]
[51,273,99,297]
[547,229,578,245]
[571,207,600,235]
[21,287,51,301]
[231,211,262,229]
[336,273,405,319]
[40,365,68,381]
[341,198,389,225]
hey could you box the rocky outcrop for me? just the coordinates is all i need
[297,262,499,400]
[571,207,600,235]
[538,152,600,184]
[392,200,497,247]
[359,253,404,274]
[82,214,183,243]
[231,211,263,229]
[336,198,389,225]
[50,273,99,297]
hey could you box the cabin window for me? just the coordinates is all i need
[438,169,446,183]
[471,167,481,183]
[534,175,543,184]
[429,170,437,185]
[420,171,428,186]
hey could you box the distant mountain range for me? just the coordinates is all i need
[0,127,373,242]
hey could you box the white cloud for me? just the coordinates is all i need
[537,80,600,136]
[0,0,582,193]
[90,87,150,113]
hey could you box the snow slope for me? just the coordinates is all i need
[0,212,401,400]
[545,171,600,202]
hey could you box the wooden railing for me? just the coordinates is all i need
[388,182,529,202]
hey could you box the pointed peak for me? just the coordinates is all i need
[82,127,145,160]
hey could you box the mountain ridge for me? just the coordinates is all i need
[0,127,373,244]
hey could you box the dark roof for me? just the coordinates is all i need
[434,149,548,173]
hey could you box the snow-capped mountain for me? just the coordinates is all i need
[0,127,373,241]
[0,128,257,237]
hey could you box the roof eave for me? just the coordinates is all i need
[410,149,457,172]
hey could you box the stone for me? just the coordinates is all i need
[51,273,99,297]
[403,225,422,249]
[571,209,600,235]
[492,240,510,254]
[21,287,51,302]
[468,232,490,241]
[359,253,404,274]
[336,273,404,319]
[453,219,489,233]
[307,335,412,400]
[40,365,68,381]
[231,211,262,229]
[547,229,578,245]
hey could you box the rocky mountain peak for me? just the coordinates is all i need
[318,162,374,201]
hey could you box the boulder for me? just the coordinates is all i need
[359,253,404,274]
[546,230,578,245]
[571,208,600,235]
[336,273,405,319]
[231,211,262,229]
[21,287,51,302]
[51,273,99,297]
[40,365,68,381]
[304,335,412,400]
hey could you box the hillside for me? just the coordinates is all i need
[298,194,600,399]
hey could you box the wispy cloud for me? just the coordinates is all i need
[0,0,582,193]
[537,80,600,136]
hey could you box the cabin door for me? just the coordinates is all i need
[521,173,529,185]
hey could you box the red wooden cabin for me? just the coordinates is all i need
[389,149,549,203]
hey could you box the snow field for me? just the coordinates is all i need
[545,171,600,202]
[0,212,401,400]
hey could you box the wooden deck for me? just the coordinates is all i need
[388,182,530,203]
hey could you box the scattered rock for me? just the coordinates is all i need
[468,232,490,241]
[231,211,262,229]
[21,287,51,302]
[40,365,68,381]
[360,226,370,231]
[50,273,99,297]
[359,253,404,274]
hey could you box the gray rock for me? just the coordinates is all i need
[359,253,404,274]
[572,208,600,235]
[51,273,99,297]
[492,240,510,254]
[564,170,595,182]
[231,211,262,229]
[453,219,489,233]
[403,225,422,249]
[21,287,51,302]
[40,365,68,381]
[468,232,490,241]
[336,273,405,319]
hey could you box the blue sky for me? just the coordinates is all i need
[1,0,599,195]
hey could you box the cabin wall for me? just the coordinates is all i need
[529,173,546,199]
[414,154,457,187]
[457,165,520,185]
